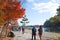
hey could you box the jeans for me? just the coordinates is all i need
[32,34,36,40]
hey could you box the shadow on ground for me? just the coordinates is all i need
[26,39,39,40]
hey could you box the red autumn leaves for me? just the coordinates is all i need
[0,0,25,25]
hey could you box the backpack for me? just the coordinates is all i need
[32,28,36,35]
[38,28,43,33]
[32,28,36,33]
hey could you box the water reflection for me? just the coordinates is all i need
[42,27,48,32]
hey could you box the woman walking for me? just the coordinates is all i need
[38,25,43,40]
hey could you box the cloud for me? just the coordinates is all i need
[26,0,34,2]
[51,0,58,3]
[32,0,59,16]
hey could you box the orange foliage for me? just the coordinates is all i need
[0,0,25,22]
[0,0,6,9]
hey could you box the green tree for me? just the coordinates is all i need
[44,6,60,32]
[50,6,60,22]
[57,6,60,16]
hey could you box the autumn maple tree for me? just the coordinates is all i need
[0,0,25,25]
[0,0,25,39]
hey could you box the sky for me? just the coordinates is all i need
[17,0,60,26]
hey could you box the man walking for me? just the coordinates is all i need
[32,26,36,40]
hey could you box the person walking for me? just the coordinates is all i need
[38,25,43,40]
[32,26,36,40]
[18,27,21,31]
[22,27,25,34]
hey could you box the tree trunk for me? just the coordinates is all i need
[0,22,9,40]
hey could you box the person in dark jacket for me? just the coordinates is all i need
[32,27,36,40]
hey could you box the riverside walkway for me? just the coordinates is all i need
[13,29,60,40]
[1,29,60,40]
